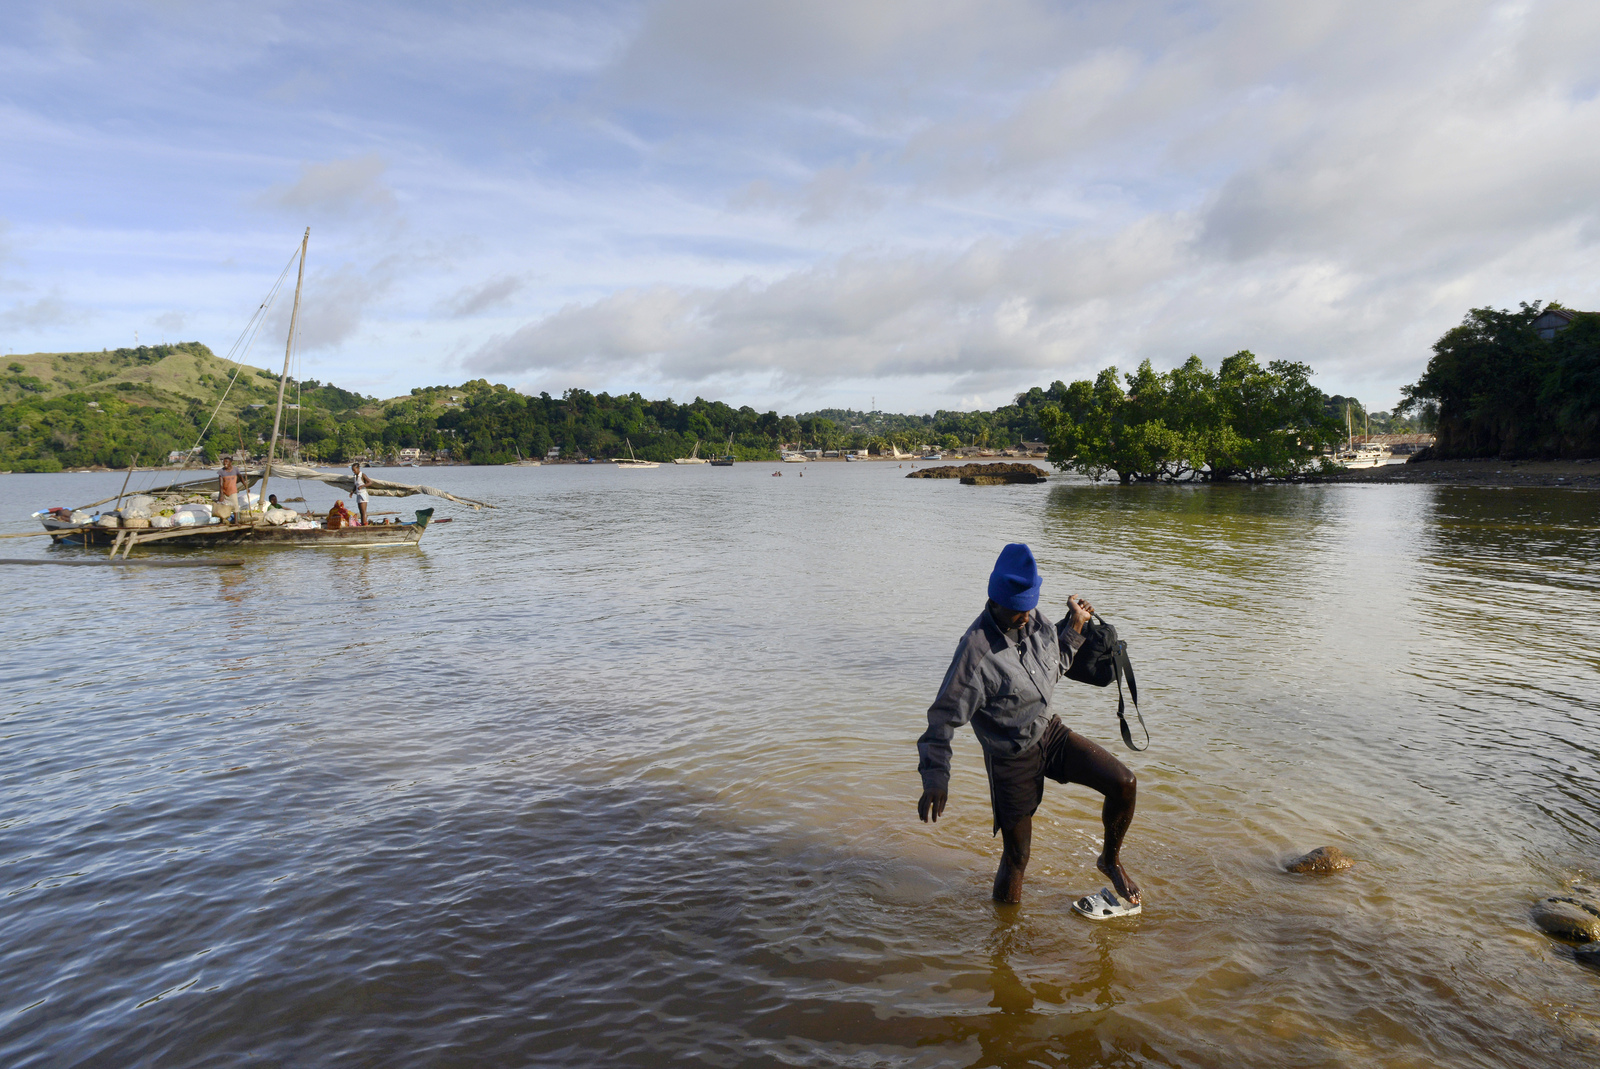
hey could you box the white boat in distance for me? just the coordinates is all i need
[673,441,709,465]
[1333,442,1393,468]
[614,439,660,469]
[1330,405,1396,469]
[781,451,807,463]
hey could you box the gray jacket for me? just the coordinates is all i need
[916,605,1086,792]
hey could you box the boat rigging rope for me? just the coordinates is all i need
[154,241,302,498]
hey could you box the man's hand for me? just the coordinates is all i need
[1066,594,1094,633]
[918,788,948,823]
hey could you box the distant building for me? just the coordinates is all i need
[398,447,422,461]
[1532,307,1594,340]
[1019,441,1048,455]
[546,446,561,458]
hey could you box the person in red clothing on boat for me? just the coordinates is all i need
[324,500,353,530]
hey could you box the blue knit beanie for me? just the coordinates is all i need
[988,543,1042,611]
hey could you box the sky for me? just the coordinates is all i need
[3,0,1599,415]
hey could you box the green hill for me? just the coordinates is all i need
[0,343,389,472]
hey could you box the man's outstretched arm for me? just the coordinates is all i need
[917,640,984,823]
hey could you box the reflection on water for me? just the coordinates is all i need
[0,468,1597,1067]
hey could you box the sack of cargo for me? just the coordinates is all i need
[123,495,155,512]
[150,515,176,528]
[69,510,91,524]
[122,516,151,529]
[96,514,120,528]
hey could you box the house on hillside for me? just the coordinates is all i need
[1532,307,1595,340]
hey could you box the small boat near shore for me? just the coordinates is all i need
[672,441,709,465]
[614,439,660,469]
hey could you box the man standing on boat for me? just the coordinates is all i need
[350,461,372,525]
[916,543,1141,912]
[217,456,241,522]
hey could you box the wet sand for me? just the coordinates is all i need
[1319,457,1600,489]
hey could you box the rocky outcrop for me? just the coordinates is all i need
[906,462,1048,483]
[1284,846,1354,874]
[1532,897,1600,942]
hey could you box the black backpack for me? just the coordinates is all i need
[1061,615,1149,751]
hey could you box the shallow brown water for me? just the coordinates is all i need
[1,465,1597,1067]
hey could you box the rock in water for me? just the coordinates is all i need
[1284,846,1354,874]
[1575,945,1600,970]
[1531,897,1600,942]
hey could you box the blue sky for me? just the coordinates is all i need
[3,0,1599,413]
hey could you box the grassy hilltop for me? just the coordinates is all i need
[0,343,396,472]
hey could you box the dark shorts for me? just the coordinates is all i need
[984,716,1122,833]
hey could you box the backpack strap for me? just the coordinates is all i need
[1111,643,1149,752]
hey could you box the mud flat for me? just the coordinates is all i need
[1318,458,1600,489]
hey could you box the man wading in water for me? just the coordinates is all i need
[916,543,1141,909]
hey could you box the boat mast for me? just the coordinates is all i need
[258,228,309,515]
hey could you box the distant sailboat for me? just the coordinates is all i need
[614,439,660,469]
[673,440,709,465]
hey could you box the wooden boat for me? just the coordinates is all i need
[59,510,435,555]
[31,230,489,557]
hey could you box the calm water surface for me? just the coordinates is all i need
[1,464,1597,1067]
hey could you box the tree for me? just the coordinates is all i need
[1400,302,1600,457]
[1039,353,1339,483]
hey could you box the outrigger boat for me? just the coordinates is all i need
[31,229,492,557]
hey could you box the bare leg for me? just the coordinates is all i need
[1093,765,1139,904]
[993,815,1031,904]
[1050,725,1141,904]
[358,500,368,525]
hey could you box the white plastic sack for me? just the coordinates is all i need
[123,495,155,512]
[96,514,120,528]
[150,515,176,528]
[69,510,91,524]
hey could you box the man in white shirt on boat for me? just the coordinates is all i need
[351,461,372,525]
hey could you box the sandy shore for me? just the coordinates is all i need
[1318,458,1600,489]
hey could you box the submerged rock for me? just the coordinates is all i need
[1284,846,1354,874]
[1531,897,1600,942]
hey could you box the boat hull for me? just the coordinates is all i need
[48,509,434,550]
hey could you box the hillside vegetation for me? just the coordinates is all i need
[2,340,1418,473]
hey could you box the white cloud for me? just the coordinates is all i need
[259,153,396,217]
[0,294,89,330]
[438,274,525,317]
[5,1,1600,409]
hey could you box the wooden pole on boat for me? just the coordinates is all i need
[113,454,138,512]
[257,227,308,518]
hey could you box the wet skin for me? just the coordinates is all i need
[917,593,1141,906]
